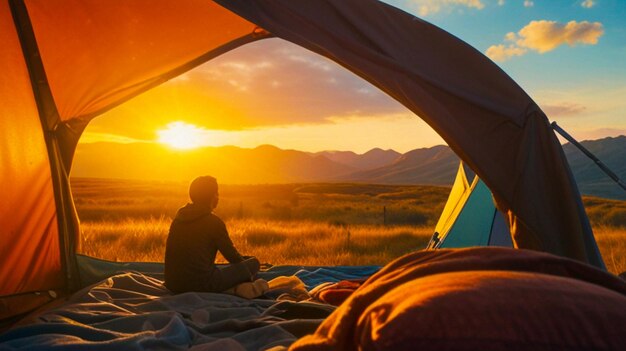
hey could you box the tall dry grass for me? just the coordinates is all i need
[79,216,171,262]
[79,217,432,266]
[594,226,626,275]
[74,178,626,276]
[228,220,432,265]
[79,215,626,275]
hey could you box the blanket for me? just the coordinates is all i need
[290,247,626,351]
[0,265,378,351]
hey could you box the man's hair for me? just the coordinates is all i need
[189,176,218,204]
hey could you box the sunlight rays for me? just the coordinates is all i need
[157,121,213,149]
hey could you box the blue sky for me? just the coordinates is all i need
[385,0,626,140]
[87,0,626,152]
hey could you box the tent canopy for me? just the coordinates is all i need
[0,0,604,318]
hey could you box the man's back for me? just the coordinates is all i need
[164,203,243,293]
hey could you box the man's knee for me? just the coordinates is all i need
[243,257,260,276]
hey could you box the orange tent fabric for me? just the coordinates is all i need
[0,0,62,300]
[28,0,258,123]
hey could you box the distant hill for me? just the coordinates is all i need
[72,136,626,199]
[338,145,459,185]
[71,142,354,183]
[562,135,626,200]
[313,148,401,170]
[338,136,626,200]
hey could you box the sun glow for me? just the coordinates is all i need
[157,121,209,149]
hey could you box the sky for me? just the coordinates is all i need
[82,0,626,153]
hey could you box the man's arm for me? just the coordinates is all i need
[215,220,244,263]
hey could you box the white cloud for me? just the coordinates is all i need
[166,38,405,129]
[516,20,604,53]
[219,61,274,73]
[286,54,333,71]
[227,79,248,92]
[540,102,586,117]
[410,0,485,16]
[498,0,505,5]
[357,87,375,95]
[581,0,595,8]
[486,20,604,61]
[276,46,335,72]
[504,32,517,41]
[79,132,145,144]
[203,61,275,92]
[523,0,534,7]
[485,44,527,61]
[535,86,626,143]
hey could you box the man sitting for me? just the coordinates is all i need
[164,176,267,298]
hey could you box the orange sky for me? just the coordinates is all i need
[81,38,445,153]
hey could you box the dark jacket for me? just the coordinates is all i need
[164,203,243,293]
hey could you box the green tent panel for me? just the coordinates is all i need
[430,163,513,249]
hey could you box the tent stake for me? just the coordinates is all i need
[551,121,626,193]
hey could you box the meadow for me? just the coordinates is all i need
[73,178,626,275]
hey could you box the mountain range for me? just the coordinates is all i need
[562,136,626,200]
[72,135,626,200]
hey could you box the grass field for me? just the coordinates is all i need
[73,178,626,275]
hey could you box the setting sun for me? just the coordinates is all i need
[157,121,208,149]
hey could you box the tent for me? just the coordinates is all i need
[428,163,513,249]
[1,0,605,321]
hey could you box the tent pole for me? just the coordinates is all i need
[9,0,80,293]
[551,121,607,269]
[551,122,626,194]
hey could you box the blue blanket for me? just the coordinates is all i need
[259,265,380,289]
[0,265,378,351]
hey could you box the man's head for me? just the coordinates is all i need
[189,176,219,208]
